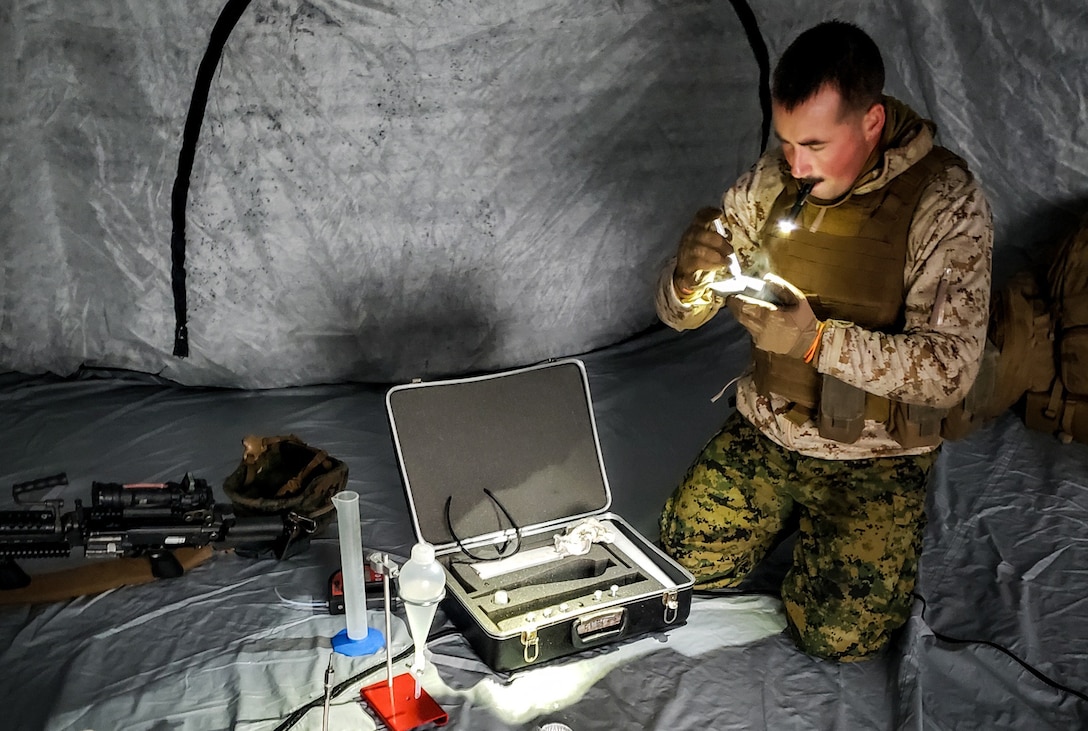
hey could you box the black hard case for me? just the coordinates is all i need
[386,359,694,672]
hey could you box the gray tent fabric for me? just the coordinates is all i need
[2,0,1084,387]
[2,0,761,386]
[2,1,1088,729]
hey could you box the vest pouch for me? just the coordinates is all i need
[1058,327,1088,395]
[1024,384,1088,445]
[965,341,999,415]
[890,401,946,448]
[753,349,820,408]
[941,340,999,441]
[817,376,867,444]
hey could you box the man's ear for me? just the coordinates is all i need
[863,102,886,144]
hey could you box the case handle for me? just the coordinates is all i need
[571,608,628,648]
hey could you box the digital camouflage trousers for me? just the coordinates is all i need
[659,412,937,661]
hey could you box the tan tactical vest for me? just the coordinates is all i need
[751,146,967,446]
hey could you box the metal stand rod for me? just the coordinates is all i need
[383,555,394,689]
[321,653,334,731]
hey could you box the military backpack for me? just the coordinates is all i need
[1023,213,1088,443]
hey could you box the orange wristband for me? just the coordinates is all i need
[803,320,826,364]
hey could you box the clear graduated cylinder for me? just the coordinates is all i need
[332,490,369,641]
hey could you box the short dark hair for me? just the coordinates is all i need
[772,20,885,115]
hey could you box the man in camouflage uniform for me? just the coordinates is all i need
[656,21,993,661]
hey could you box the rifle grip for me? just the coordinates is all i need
[0,559,32,590]
[147,549,185,579]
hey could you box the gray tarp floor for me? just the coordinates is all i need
[2,316,1087,730]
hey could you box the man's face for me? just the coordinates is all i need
[772,84,885,201]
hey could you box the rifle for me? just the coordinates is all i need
[0,472,318,591]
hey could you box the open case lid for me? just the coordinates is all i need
[386,359,612,553]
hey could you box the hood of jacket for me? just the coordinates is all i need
[851,96,936,196]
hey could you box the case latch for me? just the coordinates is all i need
[521,628,540,664]
[662,589,679,624]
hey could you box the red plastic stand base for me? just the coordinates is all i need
[361,672,448,730]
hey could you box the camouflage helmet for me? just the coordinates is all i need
[223,434,347,530]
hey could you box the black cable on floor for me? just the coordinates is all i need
[273,627,462,731]
[698,587,1087,706]
[272,645,413,731]
[913,592,1088,704]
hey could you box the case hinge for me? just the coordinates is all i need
[521,628,540,664]
[662,589,679,624]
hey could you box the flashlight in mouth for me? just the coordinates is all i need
[776,179,815,234]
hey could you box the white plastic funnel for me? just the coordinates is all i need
[398,541,447,691]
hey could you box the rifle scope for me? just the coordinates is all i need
[92,478,214,511]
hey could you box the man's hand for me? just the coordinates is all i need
[672,207,734,297]
[728,274,824,361]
